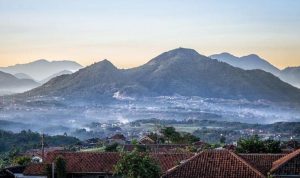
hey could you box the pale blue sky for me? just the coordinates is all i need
[0,0,300,69]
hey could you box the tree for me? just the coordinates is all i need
[161,127,178,143]
[147,132,165,144]
[114,150,161,178]
[105,143,120,152]
[264,139,281,153]
[237,135,281,153]
[13,156,31,166]
[160,127,199,144]
[55,156,67,178]
[182,133,199,144]
[220,135,226,144]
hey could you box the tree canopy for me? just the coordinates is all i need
[114,150,161,178]
[236,135,281,153]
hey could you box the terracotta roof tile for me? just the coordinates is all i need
[239,154,286,175]
[23,164,48,175]
[163,150,266,178]
[24,151,194,176]
[150,153,195,172]
[270,148,300,173]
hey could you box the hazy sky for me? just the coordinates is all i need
[0,0,300,69]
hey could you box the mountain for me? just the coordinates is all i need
[14,73,35,80]
[210,53,280,76]
[0,71,40,96]
[0,59,83,81]
[40,70,73,84]
[210,53,300,88]
[22,48,300,103]
[280,67,300,88]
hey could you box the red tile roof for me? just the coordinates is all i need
[163,150,266,178]
[151,153,195,172]
[239,154,286,175]
[110,134,126,140]
[270,148,300,173]
[23,164,48,176]
[23,151,194,176]
[47,152,120,174]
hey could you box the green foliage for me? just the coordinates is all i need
[147,132,165,144]
[160,127,199,144]
[264,139,281,153]
[220,135,226,144]
[0,148,21,168]
[131,139,138,145]
[12,156,31,166]
[114,150,161,178]
[182,133,199,144]
[185,145,197,152]
[133,145,147,152]
[45,164,52,178]
[104,143,120,152]
[237,135,281,153]
[0,129,80,153]
[0,153,11,169]
[55,156,67,178]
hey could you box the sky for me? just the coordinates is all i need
[0,0,300,69]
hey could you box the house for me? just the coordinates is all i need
[108,134,126,145]
[23,147,64,163]
[22,148,300,178]
[239,153,286,176]
[0,169,14,178]
[163,149,300,178]
[163,150,267,178]
[23,151,194,178]
[139,136,155,144]
[270,148,300,177]
[0,166,34,178]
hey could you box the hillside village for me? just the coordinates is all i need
[1,126,300,178]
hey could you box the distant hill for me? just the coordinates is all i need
[210,53,300,88]
[210,53,280,76]
[0,71,40,96]
[40,70,73,84]
[22,48,300,103]
[14,73,35,81]
[280,67,300,88]
[0,59,82,81]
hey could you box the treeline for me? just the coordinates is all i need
[0,129,80,153]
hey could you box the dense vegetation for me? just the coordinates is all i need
[236,135,281,153]
[0,129,80,169]
[114,150,161,178]
[0,129,80,153]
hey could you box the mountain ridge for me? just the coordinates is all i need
[210,52,300,88]
[0,59,83,81]
[0,71,40,96]
[19,48,300,103]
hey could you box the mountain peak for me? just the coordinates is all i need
[242,54,261,59]
[210,52,237,59]
[32,59,49,64]
[167,47,200,56]
[146,47,204,66]
[88,59,117,71]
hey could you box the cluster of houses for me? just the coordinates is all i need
[1,134,300,178]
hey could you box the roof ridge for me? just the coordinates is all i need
[229,151,266,178]
[270,148,300,173]
[163,151,200,176]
